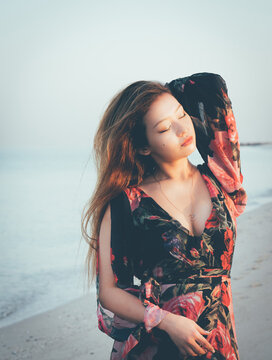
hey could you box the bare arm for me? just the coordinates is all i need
[98,202,215,356]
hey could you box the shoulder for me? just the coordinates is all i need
[197,163,224,194]
[110,190,131,214]
[121,184,150,212]
[110,187,146,215]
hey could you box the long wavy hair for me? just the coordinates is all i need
[81,80,171,288]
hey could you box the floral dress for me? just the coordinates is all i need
[95,72,247,359]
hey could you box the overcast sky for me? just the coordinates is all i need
[1,0,271,152]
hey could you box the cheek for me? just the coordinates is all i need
[146,130,167,149]
[187,118,195,134]
[154,139,167,149]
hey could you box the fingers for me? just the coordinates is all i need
[178,344,197,357]
[187,340,208,356]
[179,332,213,357]
[195,331,215,354]
[181,341,207,357]
[184,344,202,357]
[176,322,215,357]
[196,323,212,335]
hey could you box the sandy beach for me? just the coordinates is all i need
[0,202,271,360]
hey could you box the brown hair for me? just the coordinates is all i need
[81,80,171,288]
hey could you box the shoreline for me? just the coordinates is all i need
[1,144,271,332]
[0,198,267,330]
[1,195,270,331]
[0,202,271,359]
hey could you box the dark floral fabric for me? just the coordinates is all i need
[95,72,247,359]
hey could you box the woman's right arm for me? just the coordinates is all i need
[98,203,215,357]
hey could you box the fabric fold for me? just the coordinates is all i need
[165,72,247,218]
[95,72,246,359]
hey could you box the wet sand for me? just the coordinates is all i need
[0,202,271,360]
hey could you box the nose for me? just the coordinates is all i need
[175,119,188,138]
[177,128,188,138]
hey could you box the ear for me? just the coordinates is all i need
[138,146,151,156]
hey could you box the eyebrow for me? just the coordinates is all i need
[153,104,183,128]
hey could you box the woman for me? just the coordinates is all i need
[81,72,247,359]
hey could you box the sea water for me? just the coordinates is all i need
[0,145,271,328]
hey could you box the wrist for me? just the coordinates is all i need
[143,302,171,333]
[156,311,174,331]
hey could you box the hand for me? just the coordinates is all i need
[159,313,215,357]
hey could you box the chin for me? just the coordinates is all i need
[182,142,196,157]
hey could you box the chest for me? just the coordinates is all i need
[138,173,213,237]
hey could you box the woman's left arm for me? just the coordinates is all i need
[165,72,247,217]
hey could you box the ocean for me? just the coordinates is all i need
[0,145,271,328]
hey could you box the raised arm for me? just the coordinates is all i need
[165,72,247,217]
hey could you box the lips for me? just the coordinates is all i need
[181,136,193,146]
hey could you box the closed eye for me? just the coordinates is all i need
[179,111,187,119]
[158,112,187,133]
[159,126,171,133]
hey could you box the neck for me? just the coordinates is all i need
[154,158,196,182]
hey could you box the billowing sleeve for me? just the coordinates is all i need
[95,191,168,358]
[165,72,247,217]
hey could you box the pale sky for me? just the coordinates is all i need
[1,0,271,152]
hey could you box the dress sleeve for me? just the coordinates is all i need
[165,72,247,217]
[95,191,166,358]
[96,191,136,338]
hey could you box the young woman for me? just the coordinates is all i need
[81,72,247,359]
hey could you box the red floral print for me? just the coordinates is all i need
[96,73,246,360]
[190,248,200,258]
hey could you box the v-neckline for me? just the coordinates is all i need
[134,164,215,238]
